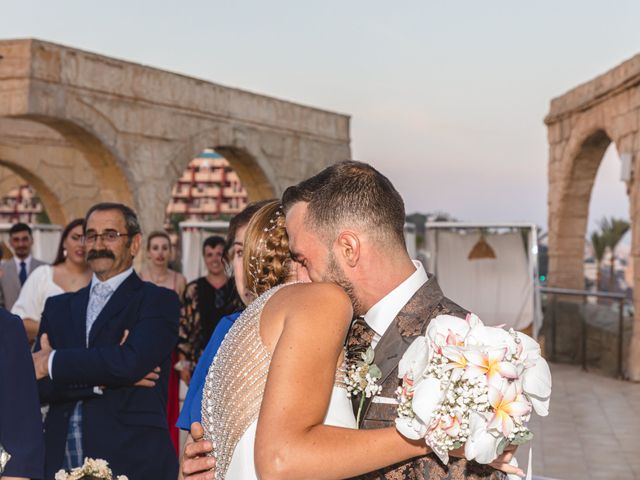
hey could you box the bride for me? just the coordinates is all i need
[201,201,518,480]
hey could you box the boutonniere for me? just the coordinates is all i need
[345,346,383,424]
[0,444,10,474]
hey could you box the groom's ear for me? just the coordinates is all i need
[336,231,360,267]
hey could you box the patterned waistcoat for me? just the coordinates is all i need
[347,276,506,480]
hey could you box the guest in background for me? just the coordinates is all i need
[178,235,243,384]
[139,231,186,297]
[0,223,45,310]
[176,200,269,433]
[0,308,45,479]
[139,230,186,455]
[12,219,91,343]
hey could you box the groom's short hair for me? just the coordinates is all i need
[282,160,406,248]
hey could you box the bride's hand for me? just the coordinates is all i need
[182,422,216,480]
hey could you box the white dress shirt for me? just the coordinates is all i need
[363,260,428,348]
[48,268,134,380]
[14,255,32,274]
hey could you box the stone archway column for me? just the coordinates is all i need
[628,155,640,380]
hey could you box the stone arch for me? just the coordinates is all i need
[18,115,135,207]
[0,159,65,224]
[0,116,135,225]
[169,128,278,205]
[549,128,614,289]
[546,53,640,379]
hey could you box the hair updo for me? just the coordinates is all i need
[243,200,291,297]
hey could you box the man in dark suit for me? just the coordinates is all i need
[0,223,46,310]
[32,203,179,480]
[0,308,45,479]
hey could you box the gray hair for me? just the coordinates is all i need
[85,202,141,245]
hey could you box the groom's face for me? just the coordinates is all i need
[286,202,365,314]
[285,202,330,283]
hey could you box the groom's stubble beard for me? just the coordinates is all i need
[325,250,365,316]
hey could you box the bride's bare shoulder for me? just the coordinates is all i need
[273,282,351,311]
[260,283,352,351]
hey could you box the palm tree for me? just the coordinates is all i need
[598,217,630,292]
[590,231,607,291]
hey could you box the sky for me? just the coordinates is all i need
[0,0,636,234]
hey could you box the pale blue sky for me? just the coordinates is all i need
[1,0,635,233]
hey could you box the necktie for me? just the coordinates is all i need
[86,282,113,344]
[345,316,376,363]
[64,281,113,470]
[19,261,27,285]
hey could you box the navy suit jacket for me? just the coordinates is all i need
[35,272,179,480]
[0,308,45,479]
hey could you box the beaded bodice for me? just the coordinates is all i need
[201,283,287,480]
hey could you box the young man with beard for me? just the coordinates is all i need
[31,203,180,480]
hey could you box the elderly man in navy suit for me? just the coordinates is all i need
[32,203,179,480]
[0,308,45,480]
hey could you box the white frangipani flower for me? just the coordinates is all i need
[465,412,502,464]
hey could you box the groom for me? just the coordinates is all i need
[183,161,520,479]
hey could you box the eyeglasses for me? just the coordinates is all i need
[82,230,130,245]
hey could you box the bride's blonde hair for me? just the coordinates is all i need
[243,200,291,297]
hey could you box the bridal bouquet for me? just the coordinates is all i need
[395,313,551,465]
[55,458,128,480]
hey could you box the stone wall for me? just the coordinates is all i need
[0,39,352,234]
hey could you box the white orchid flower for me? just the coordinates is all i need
[464,411,502,464]
[521,357,552,416]
[516,332,542,363]
[411,377,443,425]
[395,415,429,440]
[467,324,517,355]
[398,336,432,380]
[487,381,531,437]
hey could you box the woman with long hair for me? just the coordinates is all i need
[13,219,91,343]
[139,230,187,455]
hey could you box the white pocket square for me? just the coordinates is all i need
[371,396,398,405]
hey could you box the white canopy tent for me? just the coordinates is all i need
[0,223,62,263]
[424,222,542,336]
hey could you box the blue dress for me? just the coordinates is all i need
[177,312,241,430]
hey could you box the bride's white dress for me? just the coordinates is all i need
[202,283,357,480]
[227,386,356,479]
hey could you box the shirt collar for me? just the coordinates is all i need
[91,267,134,294]
[14,255,32,270]
[363,260,428,338]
